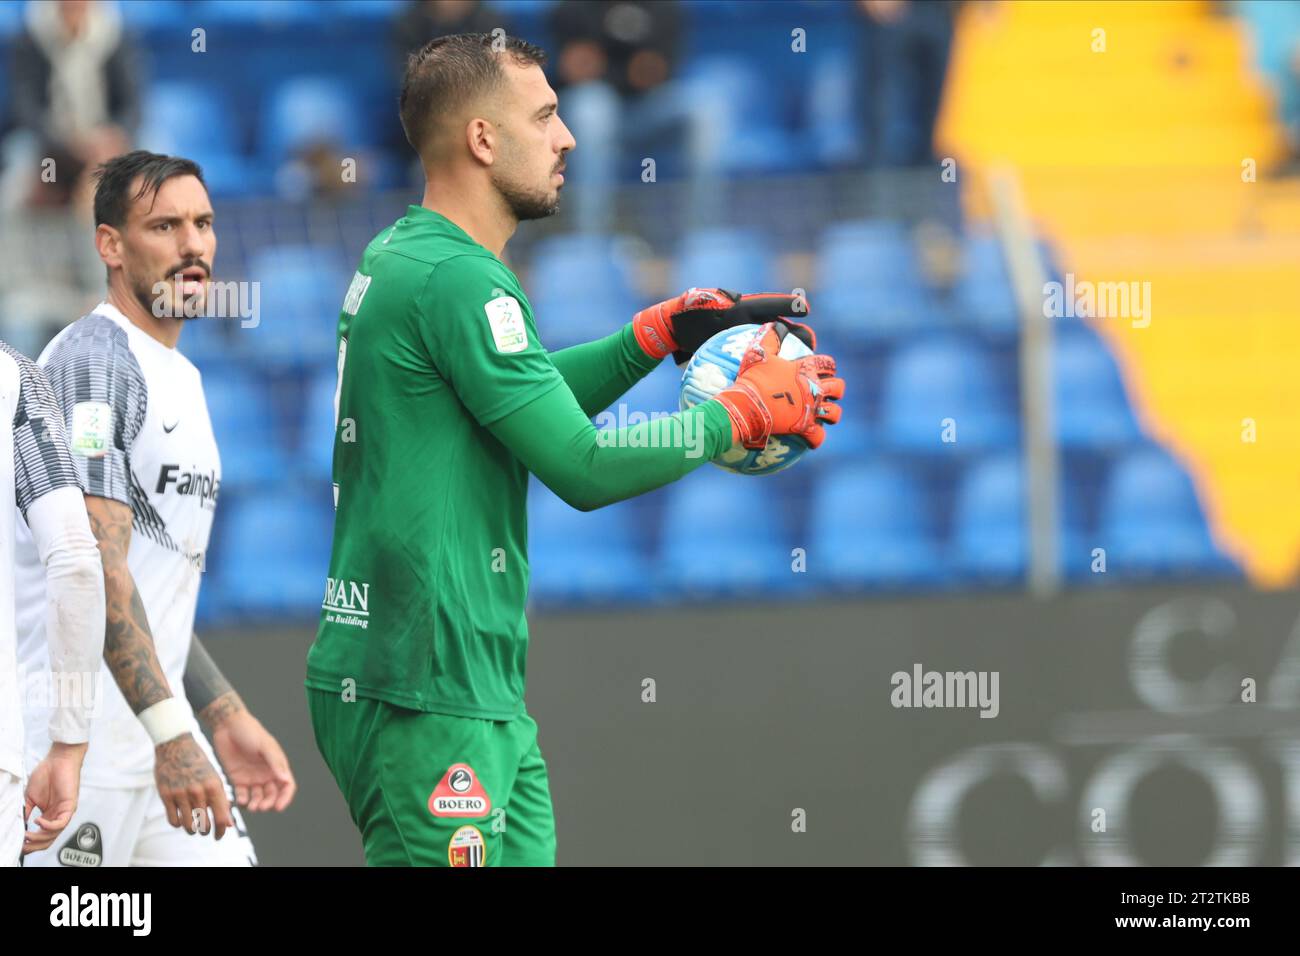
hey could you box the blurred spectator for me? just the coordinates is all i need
[392,0,505,68]
[857,0,957,168]
[547,0,727,232]
[0,1,123,353]
[2,0,139,210]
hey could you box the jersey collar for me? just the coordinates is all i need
[93,300,179,361]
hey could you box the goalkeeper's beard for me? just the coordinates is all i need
[491,168,561,222]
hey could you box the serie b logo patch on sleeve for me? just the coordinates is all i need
[484,296,528,353]
[69,401,113,458]
[428,763,492,818]
[448,825,485,867]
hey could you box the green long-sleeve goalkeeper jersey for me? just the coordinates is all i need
[305,206,732,718]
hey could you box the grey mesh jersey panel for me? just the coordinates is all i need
[41,314,176,552]
[0,339,82,516]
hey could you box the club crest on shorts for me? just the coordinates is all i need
[448,825,485,867]
[428,762,491,818]
[58,822,103,867]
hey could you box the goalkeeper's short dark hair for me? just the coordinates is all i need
[399,32,548,160]
[92,150,206,229]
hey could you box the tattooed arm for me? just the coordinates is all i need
[184,633,244,730]
[85,494,233,838]
[184,634,297,812]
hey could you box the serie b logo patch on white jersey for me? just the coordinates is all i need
[484,296,528,353]
[70,401,113,458]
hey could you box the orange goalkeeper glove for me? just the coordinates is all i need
[713,322,844,450]
[631,288,813,365]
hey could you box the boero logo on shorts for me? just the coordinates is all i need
[428,762,491,818]
[58,822,103,867]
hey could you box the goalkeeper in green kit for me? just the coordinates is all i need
[305,34,845,867]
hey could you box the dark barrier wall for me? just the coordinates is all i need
[212,582,1300,865]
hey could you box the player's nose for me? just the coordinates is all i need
[177,222,207,258]
[555,113,576,154]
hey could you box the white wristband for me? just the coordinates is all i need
[138,698,191,745]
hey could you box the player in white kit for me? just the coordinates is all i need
[1,340,105,866]
[15,151,296,867]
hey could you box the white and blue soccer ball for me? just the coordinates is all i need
[679,323,814,476]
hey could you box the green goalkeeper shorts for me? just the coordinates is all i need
[306,687,556,866]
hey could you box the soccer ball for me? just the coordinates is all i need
[679,323,814,476]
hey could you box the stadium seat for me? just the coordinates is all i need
[213,485,334,619]
[671,228,776,295]
[953,232,1019,339]
[244,244,348,367]
[815,219,938,343]
[1052,328,1142,451]
[527,481,654,605]
[595,362,682,424]
[879,336,1018,455]
[659,466,794,597]
[301,365,339,480]
[196,0,324,25]
[1097,445,1238,579]
[949,451,1089,583]
[806,46,863,168]
[140,84,236,154]
[203,368,291,488]
[329,0,408,18]
[136,82,261,198]
[178,316,241,375]
[677,56,809,176]
[259,76,368,164]
[809,459,948,589]
[118,0,187,29]
[527,234,641,349]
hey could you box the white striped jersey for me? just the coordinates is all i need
[15,302,222,788]
[0,340,82,778]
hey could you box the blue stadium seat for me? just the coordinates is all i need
[659,466,793,597]
[953,232,1018,338]
[949,451,1089,583]
[806,46,863,167]
[815,219,938,342]
[118,0,189,32]
[140,84,230,151]
[136,82,256,187]
[244,244,348,366]
[259,76,367,163]
[330,0,408,18]
[671,228,776,294]
[1052,328,1142,451]
[596,362,681,424]
[527,481,653,604]
[1098,445,1238,578]
[678,56,808,176]
[809,459,947,589]
[302,365,339,480]
[203,368,290,487]
[213,485,334,619]
[178,316,241,375]
[527,234,640,349]
[879,336,1018,455]
[196,0,323,25]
